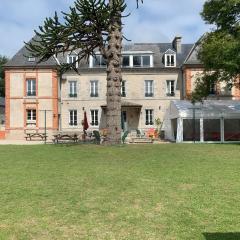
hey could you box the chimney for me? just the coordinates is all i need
[172,36,182,53]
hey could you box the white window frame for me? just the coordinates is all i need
[90,109,99,126]
[166,80,175,96]
[26,109,36,125]
[133,55,151,67]
[67,54,78,68]
[165,54,176,67]
[145,80,154,97]
[26,79,36,97]
[69,110,78,126]
[89,54,153,68]
[145,109,154,126]
[28,56,36,62]
[90,55,107,68]
[90,80,99,97]
[69,81,77,98]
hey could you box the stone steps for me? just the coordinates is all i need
[130,137,153,144]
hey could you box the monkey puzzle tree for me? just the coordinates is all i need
[27,0,143,144]
[191,0,240,102]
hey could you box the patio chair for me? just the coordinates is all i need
[136,129,145,138]
[93,130,101,144]
[122,130,129,144]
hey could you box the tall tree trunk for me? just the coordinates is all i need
[105,0,122,144]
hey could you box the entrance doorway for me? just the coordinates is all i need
[122,111,127,131]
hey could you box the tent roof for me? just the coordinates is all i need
[170,100,240,119]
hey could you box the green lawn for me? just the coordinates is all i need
[0,144,239,240]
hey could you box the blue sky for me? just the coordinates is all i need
[0,0,211,57]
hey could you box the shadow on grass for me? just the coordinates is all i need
[203,233,240,240]
[51,142,126,148]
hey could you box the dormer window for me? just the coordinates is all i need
[67,54,78,68]
[165,54,176,67]
[92,55,106,68]
[133,55,150,67]
[122,55,130,67]
[28,56,36,62]
[89,52,153,68]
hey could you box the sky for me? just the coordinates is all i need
[0,0,211,58]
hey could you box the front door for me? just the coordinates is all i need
[122,111,128,131]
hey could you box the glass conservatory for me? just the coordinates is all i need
[168,100,240,143]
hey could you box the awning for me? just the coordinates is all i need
[101,101,142,109]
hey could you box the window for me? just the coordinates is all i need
[121,80,126,97]
[165,54,176,67]
[26,109,36,126]
[91,110,99,126]
[183,119,200,141]
[26,79,36,97]
[133,55,150,67]
[209,82,217,95]
[145,109,153,125]
[28,56,35,62]
[92,55,107,68]
[90,80,99,97]
[90,53,153,68]
[69,81,77,98]
[69,110,77,126]
[67,54,78,68]
[145,80,154,97]
[142,56,150,66]
[166,80,175,96]
[122,55,130,67]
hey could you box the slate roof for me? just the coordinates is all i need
[5,37,194,70]
[5,37,57,68]
[183,35,205,66]
[184,43,202,65]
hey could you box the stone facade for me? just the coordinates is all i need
[60,70,182,133]
[4,36,240,140]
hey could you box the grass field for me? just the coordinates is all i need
[0,144,239,240]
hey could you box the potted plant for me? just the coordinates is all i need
[154,118,163,139]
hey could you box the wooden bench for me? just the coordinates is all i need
[25,133,47,141]
[53,134,78,144]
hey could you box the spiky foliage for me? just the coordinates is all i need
[192,0,240,102]
[26,0,142,72]
[26,0,143,144]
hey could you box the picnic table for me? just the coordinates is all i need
[53,133,79,144]
[25,133,47,141]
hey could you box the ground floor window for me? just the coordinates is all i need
[145,109,153,125]
[26,109,36,126]
[204,119,221,141]
[69,110,77,126]
[91,110,99,126]
[183,119,200,141]
[224,119,240,141]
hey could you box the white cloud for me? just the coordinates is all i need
[0,0,211,57]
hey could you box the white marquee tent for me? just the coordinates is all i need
[167,100,240,143]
